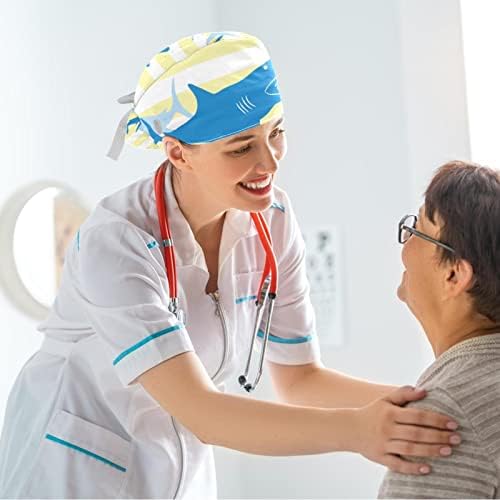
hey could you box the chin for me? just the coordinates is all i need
[236,193,274,213]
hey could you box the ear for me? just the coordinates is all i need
[444,258,474,297]
[162,137,193,172]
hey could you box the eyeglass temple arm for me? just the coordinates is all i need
[404,226,455,253]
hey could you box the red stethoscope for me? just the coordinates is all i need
[154,163,278,392]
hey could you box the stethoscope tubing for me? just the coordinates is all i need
[240,212,278,391]
[154,165,178,301]
[251,212,278,298]
[154,163,278,391]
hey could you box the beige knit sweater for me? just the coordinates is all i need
[379,333,500,499]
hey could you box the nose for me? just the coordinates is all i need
[401,235,411,265]
[255,143,280,175]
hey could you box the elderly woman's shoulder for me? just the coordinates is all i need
[408,337,500,441]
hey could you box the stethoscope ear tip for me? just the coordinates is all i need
[238,375,254,392]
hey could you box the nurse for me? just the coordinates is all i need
[0,32,461,498]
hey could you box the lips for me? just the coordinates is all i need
[239,182,273,196]
[245,175,269,183]
[240,176,271,189]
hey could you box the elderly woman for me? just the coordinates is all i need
[379,160,500,498]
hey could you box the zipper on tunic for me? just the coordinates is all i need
[171,290,229,498]
[209,290,230,382]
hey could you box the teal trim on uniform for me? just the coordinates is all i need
[270,201,285,213]
[147,240,158,249]
[76,230,80,251]
[113,324,183,365]
[45,434,127,472]
[257,329,312,344]
[235,295,257,304]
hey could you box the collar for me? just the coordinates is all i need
[417,332,500,386]
[152,161,258,270]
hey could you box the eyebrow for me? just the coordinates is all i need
[225,118,284,144]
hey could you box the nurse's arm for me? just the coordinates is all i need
[137,351,459,474]
[268,361,396,408]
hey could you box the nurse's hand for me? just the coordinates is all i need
[353,385,460,475]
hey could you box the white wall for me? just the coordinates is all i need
[399,0,471,207]
[0,1,470,498]
[461,0,500,166]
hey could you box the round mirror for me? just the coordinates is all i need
[0,182,90,320]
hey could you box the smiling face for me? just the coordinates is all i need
[397,206,447,321]
[164,117,287,214]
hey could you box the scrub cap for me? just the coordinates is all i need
[107,31,283,160]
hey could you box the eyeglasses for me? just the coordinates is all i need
[398,214,456,253]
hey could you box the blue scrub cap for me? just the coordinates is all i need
[107,31,283,160]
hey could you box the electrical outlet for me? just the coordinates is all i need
[302,226,343,347]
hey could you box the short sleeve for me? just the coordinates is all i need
[77,222,194,386]
[261,196,321,365]
[378,388,498,499]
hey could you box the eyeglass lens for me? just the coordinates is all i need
[400,215,416,243]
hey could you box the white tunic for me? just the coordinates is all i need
[0,163,321,499]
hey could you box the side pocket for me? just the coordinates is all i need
[19,410,131,498]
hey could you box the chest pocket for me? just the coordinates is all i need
[234,270,263,308]
[19,409,131,498]
[233,270,266,343]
